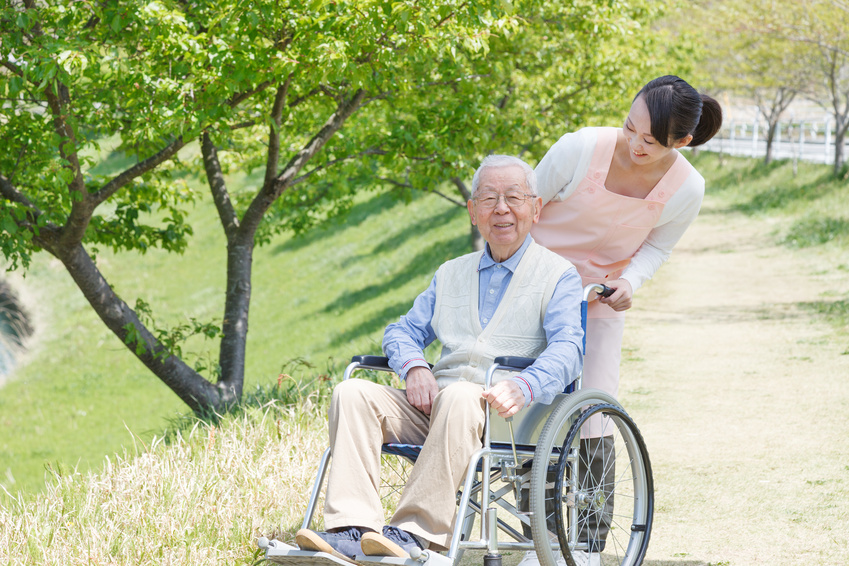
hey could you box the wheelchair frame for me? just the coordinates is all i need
[260,284,654,566]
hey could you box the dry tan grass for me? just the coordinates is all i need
[0,402,328,565]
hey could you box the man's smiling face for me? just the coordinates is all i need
[467,164,542,263]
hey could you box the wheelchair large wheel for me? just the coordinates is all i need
[529,389,619,566]
[379,453,413,516]
[553,403,653,566]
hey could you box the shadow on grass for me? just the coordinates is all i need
[797,298,849,333]
[272,191,403,255]
[695,154,843,217]
[322,233,469,317]
[328,299,418,347]
[458,549,713,566]
[274,191,467,257]
[695,154,785,193]
[641,561,713,566]
[341,204,467,268]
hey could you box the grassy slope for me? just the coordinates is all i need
[0,179,470,496]
[0,403,330,565]
[2,150,847,499]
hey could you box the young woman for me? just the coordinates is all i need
[532,75,723,419]
[521,76,722,566]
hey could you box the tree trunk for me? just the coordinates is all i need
[471,224,484,251]
[216,234,254,405]
[833,120,846,176]
[764,121,778,165]
[450,176,483,251]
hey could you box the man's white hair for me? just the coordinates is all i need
[471,155,537,196]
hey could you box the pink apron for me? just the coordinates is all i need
[531,127,692,436]
[533,128,692,317]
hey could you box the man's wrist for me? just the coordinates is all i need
[401,358,429,380]
[512,375,533,406]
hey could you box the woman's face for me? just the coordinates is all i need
[623,95,690,166]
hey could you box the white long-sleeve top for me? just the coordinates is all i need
[534,127,705,291]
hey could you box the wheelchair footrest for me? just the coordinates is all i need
[263,540,360,566]
[261,540,453,566]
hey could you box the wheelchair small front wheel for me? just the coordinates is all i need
[554,403,653,566]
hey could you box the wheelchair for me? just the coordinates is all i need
[259,284,654,566]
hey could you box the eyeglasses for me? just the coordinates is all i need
[472,192,535,210]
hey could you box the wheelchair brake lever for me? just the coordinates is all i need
[505,416,520,469]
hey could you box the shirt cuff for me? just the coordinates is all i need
[512,375,534,406]
[620,271,643,293]
[400,358,430,380]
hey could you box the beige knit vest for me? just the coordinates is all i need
[431,241,575,389]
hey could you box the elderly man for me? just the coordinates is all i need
[296,155,584,562]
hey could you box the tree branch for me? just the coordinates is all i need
[1,60,24,77]
[429,188,467,207]
[264,75,293,191]
[228,80,273,108]
[0,174,42,215]
[91,136,186,207]
[291,147,387,187]
[58,242,220,413]
[378,176,468,207]
[274,89,367,189]
[44,86,90,249]
[288,87,322,108]
[450,176,472,202]
[240,88,367,235]
[228,120,258,131]
[201,132,240,240]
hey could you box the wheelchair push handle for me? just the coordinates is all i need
[582,283,614,301]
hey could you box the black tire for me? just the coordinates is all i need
[554,404,653,566]
[529,389,621,566]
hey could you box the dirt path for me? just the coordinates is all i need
[619,198,849,565]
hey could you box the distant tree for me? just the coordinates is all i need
[784,0,849,175]
[701,0,849,173]
[0,0,684,413]
[694,0,814,165]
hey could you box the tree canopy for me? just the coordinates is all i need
[0,0,684,412]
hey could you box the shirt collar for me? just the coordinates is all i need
[479,234,533,273]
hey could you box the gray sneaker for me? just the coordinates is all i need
[361,526,424,557]
[296,527,364,561]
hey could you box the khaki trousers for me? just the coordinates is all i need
[323,379,486,550]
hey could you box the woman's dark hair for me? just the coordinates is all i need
[637,75,723,147]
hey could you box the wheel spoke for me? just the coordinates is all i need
[550,403,653,566]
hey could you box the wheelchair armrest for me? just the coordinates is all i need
[493,356,536,371]
[350,355,392,371]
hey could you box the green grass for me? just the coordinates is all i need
[0,167,470,496]
[691,152,849,246]
[690,152,849,333]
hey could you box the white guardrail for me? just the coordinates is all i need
[696,107,846,164]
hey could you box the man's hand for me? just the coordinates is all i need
[482,379,527,418]
[406,366,439,415]
[598,278,633,312]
